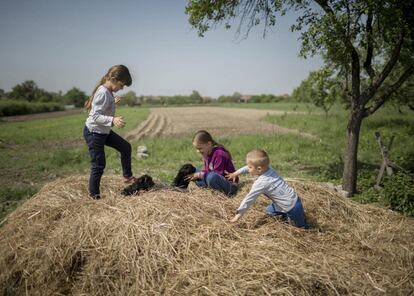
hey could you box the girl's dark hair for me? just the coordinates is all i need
[192,130,232,159]
[84,64,132,111]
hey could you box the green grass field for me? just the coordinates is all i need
[0,107,149,219]
[1,103,413,220]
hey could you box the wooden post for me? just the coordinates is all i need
[374,132,395,190]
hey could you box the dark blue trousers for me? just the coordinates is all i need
[83,126,132,197]
[195,170,238,196]
[265,197,309,228]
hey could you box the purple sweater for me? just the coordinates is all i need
[201,146,238,182]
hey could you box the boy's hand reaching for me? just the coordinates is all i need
[230,213,242,223]
[114,96,122,104]
[184,172,201,181]
[225,171,239,182]
[113,116,126,128]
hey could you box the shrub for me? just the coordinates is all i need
[0,100,63,116]
[380,172,414,216]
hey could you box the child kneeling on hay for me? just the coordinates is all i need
[185,130,238,196]
[226,149,309,228]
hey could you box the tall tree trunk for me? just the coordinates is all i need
[342,108,363,195]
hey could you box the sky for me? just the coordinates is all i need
[0,0,323,98]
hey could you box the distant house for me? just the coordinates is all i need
[240,95,253,103]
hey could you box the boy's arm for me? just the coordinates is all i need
[236,166,249,175]
[231,180,266,222]
[230,213,242,223]
[226,165,248,182]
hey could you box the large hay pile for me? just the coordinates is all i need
[1,176,413,295]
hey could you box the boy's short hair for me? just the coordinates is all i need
[246,149,270,167]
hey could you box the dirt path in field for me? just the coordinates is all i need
[125,107,317,141]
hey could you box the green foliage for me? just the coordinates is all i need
[292,67,346,116]
[352,187,380,205]
[218,92,241,103]
[217,93,289,103]
[318,156,344,181]
[7,80,61,103]
[50,149,85,167]
[218,95,237,103]
[387,75,414,110]
[0,186,39,221]
[186,0,281,37]
[380,172,414,216]
[190,90,203,103]
[143,91,210,105]
[120,91,141,106]
[0,100,63,116]
[64,87,87,108]
[8,80,39,102]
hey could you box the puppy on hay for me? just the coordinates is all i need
[121,174,155,196]
[172,164,196,189]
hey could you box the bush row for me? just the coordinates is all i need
[0,100,64,117]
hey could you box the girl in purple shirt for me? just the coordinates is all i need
[186,130,238,195]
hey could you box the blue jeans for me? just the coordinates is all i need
[83,126,132,197]
[195,170,238,196]
[265,197,309,228]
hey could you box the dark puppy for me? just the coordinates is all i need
[172,163,196,189]
[121,174,155,196]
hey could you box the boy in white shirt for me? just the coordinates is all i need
[226,149,309,228]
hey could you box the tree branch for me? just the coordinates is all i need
[362,28,406,104]
[363,8,375,79]
[363,65,414,117]
[314,0,361,101]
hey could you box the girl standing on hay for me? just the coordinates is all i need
[83,65,136,199]
[186,130,238,196]
[227,149,309,228]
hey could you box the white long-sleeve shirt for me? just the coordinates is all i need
[85,85,115,134]
[236,166,298,215]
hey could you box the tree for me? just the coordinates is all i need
[64,87,87,107]
[293,67,344,116]
[7,80,58,102]
[121,91,140,106]
[8,80,39,102]
[292,77,313,103]
[232,91,242,102]
[190,90,203,103]
[186,0,414,195]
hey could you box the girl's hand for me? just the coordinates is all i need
[114,96,121,104]
[113,116,126,128]
[230,213,242,223]
[225,171,238,182]
[185,172,201,181]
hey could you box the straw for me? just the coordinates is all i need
[1,176,413,295]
